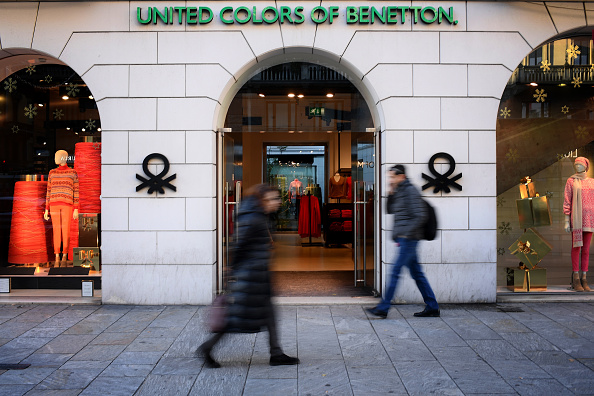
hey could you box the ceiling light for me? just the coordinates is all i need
[288,130,295,134]
[38,104,44,107]
[88,95,94,100]
[529,82,538,87]
[297,94,304,98]
[326,93,334,98]
[559,83,566,87]
[82,128,86,132]
[62,95,69,100]
[327,130,332,133]
[297,131,303,133]
[66,127,70,130]
[97,128,101,132]
[288,93,295,98]
[260,131,265,133]
[258,93,265,98]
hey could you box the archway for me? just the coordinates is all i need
[216,55,379,297]
[496,27,594,292]
[0,48,102,293]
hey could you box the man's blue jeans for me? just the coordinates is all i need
[376,237,439,312]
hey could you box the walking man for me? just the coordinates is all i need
[367,164,440,318]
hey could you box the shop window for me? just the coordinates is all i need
[497,35,594,290]
[0,52,101,284]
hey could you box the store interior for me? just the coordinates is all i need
[221,62,376,296]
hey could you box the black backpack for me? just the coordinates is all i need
[422,200,438,241]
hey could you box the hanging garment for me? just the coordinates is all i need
[346,176,352,200]
[298,195,321,238]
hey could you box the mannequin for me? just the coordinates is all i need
[288,177,302,200]
[329,171,347,199]
[44,150,79,267]
[563,156,593,292]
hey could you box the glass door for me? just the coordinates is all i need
[219,133,241,293]
[352,131,376,290]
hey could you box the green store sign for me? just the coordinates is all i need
[136,5,458,26]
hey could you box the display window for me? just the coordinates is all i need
[497,33,594,292]
[0,51,101,289]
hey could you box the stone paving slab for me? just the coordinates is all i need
[0,302,591,395]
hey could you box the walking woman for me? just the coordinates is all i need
[198,184,299,368]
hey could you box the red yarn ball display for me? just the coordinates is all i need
[75,142,101,213]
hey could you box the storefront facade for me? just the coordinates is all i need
[1,1,592,304]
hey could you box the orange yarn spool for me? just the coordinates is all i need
[75,142,101,213]
[8,181,53,264]
[69,216,79,260]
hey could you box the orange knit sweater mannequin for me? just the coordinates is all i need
[44,150,79,267]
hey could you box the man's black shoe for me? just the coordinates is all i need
[270,353,299,366]
[413,308,440,317]
[366,307,388,319]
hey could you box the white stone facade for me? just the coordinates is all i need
[0,1,589,304]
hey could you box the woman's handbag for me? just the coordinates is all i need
[209,295,228,333]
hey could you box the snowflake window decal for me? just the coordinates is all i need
[506,148,519,163]
[497,248,506,256]
[85,119,96,130]
[499,107,511,119]
[540,60,551,72]
[53,109,64,120]
[25,65,36,75]
[499,222,512,235]
[567,44,581,60]
[545,191,554,199]
[66,84,80,97]
[24,104,37,119]
[572,76,582,88]
[561,105,570,114]
[11,125,19,134]
[575,126,588,139]
[3,78,17,93]
[497,197,506,207]
[533,89,547,103]
[44,75,53,83]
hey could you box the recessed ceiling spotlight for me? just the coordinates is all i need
[297,130,303,133]
[81,128,86,132]
[559,83,566,87]
[97,128,102,132]
[66,127,70,130]
[297,94,304,98]
[288,93,295,98]
[327,130,332,133]
[288,130,295,134]
[62,95,69,100]
[260,130,265,133]
[529,82,538,87]
[88,95,94,100]
[326,93,334,98]
[258,93,265,97]
[38,104,44,107]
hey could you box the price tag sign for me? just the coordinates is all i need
[81,280,94,297]
[0,278,10,293]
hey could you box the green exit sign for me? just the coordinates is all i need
[308,107,324,117]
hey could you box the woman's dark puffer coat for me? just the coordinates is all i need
[224,195,274,333]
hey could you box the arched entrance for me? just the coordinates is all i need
[217,58,379,297]
[0,48,102,296]
[496,27,594,293]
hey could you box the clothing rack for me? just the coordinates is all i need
[300,191,323,247]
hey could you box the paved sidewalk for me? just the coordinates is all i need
[0,302,593,395]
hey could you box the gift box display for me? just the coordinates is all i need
[518,177,536,199]
[516,196,552,229]
[78,214,99,247]
[506,267,547,292]
[73,247,100,271]
[508,228,552,269]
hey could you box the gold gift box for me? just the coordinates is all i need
[508,228,552,269]
[73,247,100,272]
[516,196,552,229]
[506,267,547,292]
[519,181,536,199]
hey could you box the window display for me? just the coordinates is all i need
[497,34,594,291]
[0,55,101,286]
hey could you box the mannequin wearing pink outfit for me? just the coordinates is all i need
[563,156,593,292]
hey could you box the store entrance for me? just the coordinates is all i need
[218,62,376,297]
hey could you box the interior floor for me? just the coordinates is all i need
[271,233,353,271]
